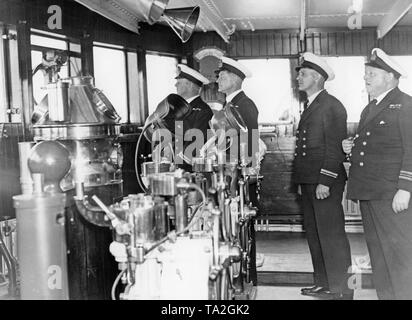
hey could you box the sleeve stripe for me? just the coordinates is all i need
[399,175,412,181]
[320,169,338,178]
[321,172,337,178]
[400,170,412,178]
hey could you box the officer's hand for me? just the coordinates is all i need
[392,189,411,213]
[297,184,302,196]
[342,138,354,155]
[316,184,330,200]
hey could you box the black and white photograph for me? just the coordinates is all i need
[1,0,412,307]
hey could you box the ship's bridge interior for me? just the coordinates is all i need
[1,0,412,302]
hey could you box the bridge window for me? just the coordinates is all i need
[146,53,178,115]
[324,56,368,123]
[30,29,80,110]
[393,56,412,96]
[93,43,128,122]
[239,56,371,135]
[240,58,296,125]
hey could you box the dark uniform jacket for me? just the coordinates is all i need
[179,96,213,167]
[347,87,412,200]
[184,96,213,141]
[293,90,348,187]
[230,91,259,158]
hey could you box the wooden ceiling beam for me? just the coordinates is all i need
[300,0,307,41]
[377,0,412,38]
[299,0,307,52]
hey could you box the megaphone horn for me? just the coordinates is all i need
[162,6,200,43]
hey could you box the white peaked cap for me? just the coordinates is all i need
[366,48,407,78]
[296,52,335,81]
[176,64,210,86]
[217,56,252,79]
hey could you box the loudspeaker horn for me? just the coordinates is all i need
[162,6,200,43]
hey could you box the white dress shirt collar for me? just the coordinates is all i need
[226,89,243,104]
[186,95,199,103]
[307,89,325,107]
[374,87,395,105]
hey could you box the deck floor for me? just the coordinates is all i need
[255,285,377,300]
[256,231,370,272]
[255,231,377,300]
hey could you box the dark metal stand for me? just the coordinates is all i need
[0,218,19,298]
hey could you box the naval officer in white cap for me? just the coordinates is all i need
[216,56,260,286]
[342,48,412,299]
[294,52,352,300]
[216,57,258,158]
[174,64,213,171]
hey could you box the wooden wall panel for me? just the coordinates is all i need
[259,33,268,57]
[305,34,314,54]
[233,33,244,57]
[313,33,322,54]
[290,34,299,54]
[399,30,409,52]
[274,33,283,55]
[334,32,344,54]
[267,33,275,56]
[188,30,301,59]
[243,33,253,57]
[259,136,299,217]
[328,33,337,55]
[251,32,259,56]
[189,26,412,60]
[320,33,329,55]
[281,33,290,55]
[352,31,361,55]
[359,31,370,55]
[406,30,412,52]
[343,32,352,54]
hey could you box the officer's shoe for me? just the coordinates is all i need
[256,253,265,268]
[301,286,328,296]
[314,290,354,300]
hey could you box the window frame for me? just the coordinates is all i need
[238,57,298,126]
[322,54,369,124]
[30,29,81,78]
[145,52,180,116]
[93,42,130,123]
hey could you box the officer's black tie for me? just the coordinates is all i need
[364,99,378,123]
[368,98,377,109]
[304,99,309,110]
[300,99,309,114]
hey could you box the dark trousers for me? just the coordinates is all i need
[301,183,352,293]
[360,200,412,300]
